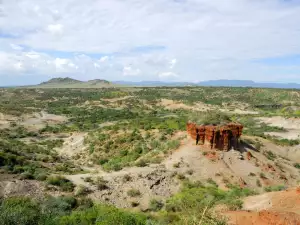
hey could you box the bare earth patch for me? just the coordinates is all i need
[20,111,68,131]
[55,132,88,158]
[259,116,300,140]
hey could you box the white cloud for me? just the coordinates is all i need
[158,72,178,78]
[1,0,300,84]
[25,51,41,59]
[47,24,64,35]
[123,66,141,76]
[169,59,177,69]
[99,56,109,62]
[10,44,23,51]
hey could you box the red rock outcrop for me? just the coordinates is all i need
[187,122,243,151]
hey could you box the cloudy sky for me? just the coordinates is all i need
[1,0,300,85]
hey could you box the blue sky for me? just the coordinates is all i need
[1,0,300,85]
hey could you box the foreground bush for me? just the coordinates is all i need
[59,205,149,225]
[0,196,152,225]
[46,175,75,192]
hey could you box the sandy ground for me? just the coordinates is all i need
[20,111,67,131]
[259,116,300,140]
[159,99,214,111]
[55,133,88,158]
[0,113,18,129]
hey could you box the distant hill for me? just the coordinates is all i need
[115,80,300,89]
[40,77,82,85]
[36,77,116,88]
[198,80,300,89]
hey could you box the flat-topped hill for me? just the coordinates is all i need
[36,77,117,88]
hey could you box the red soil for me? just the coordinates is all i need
[225,210,300,225]
[224,188,300,225]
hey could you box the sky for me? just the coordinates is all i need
[1,0,300,86]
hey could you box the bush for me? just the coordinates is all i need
[127,189,141,197]
[173,162,180,168]
[95,177,109,191]
[75,185,90,196]
[294,163,300,169]
[256,179,262,187]
[264,185,286,192]
[46,175,75,192]
[177,173,186,180]
[264,151,277,161]
[260,173,267,179]
[207,178,218,187]
[186,169,194,175]
[149,199,164,212]
[20,171,34,180]
[135,159,148,167]
[164,182,254,224]
[59,204,148,225]
[0,197,40,225]
[123,174,132,182]
[35,172,48,181]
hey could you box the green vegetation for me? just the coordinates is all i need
[190,111,231,125]
[46,175,75,192]
[0,182,259,225]
[149,199,164,212]
[162,181,256,224]
[264,150,277,161]
[264,185,286,192]
[0,196,150,225]
[127,189,141,197]
[294,163,300,169]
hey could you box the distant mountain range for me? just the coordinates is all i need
[29,77,300,89]
[115,79,300,89]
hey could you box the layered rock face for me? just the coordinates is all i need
[187,122,243,151]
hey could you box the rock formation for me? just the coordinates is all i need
[186,122,243,151]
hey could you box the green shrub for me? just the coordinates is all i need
[173,162,180,168]
[35,172,48,181]
[177,173,186,180]
[135,159,148,167]
[46,175,75,192]
[164,182,254,224]
[20,171,34,180]
[264,151,277,161]
[59,204,148,225]
[264,185,286,192]
[260,173,267,179]
[0,197,40,225]
[186,169,194,175]
[256,179,262,187]
[294,163,300,169]
[127,189,141,197]
[149,199,164,212]
[95,177,109,191]
[123,174,132,182]
[75,185,90,196]
[207,178,218,187]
